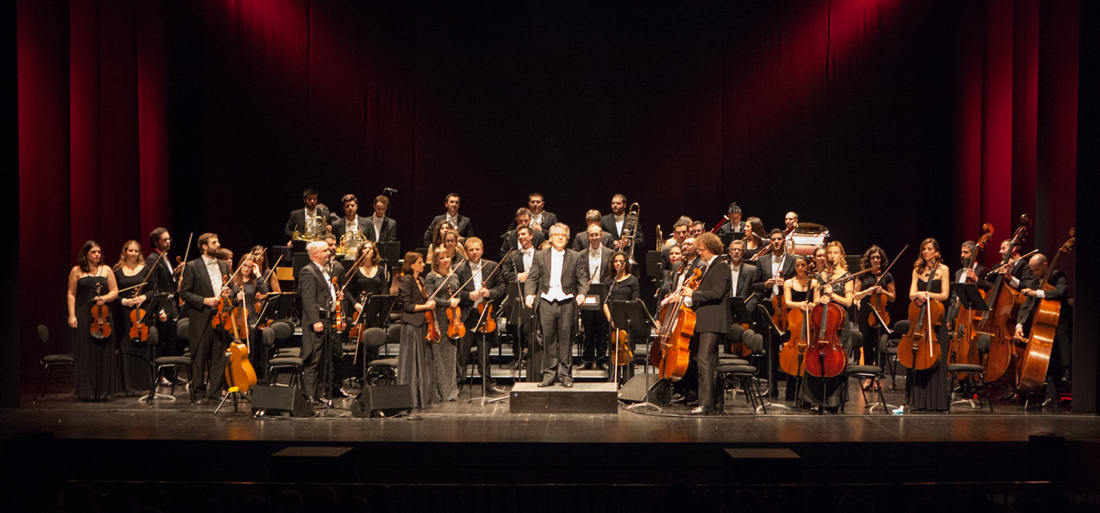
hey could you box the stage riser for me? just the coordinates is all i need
[509,383,619,414]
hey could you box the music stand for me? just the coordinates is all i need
[751,302,790,412]
[608,300,660,401]
[507,281,538,381]
[469,294,509,405]
[377,242,401,269]
[254,293,297,329]
[352,295,396,372]
[581,283,607,311]
[952,283,990,313]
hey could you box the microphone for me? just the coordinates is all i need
[384,188,398,195]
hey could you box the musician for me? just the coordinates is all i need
[68,241,119,402]
[658,244,684,302]
[754,229,797,303]
[422,247,463,402]
[784,212,798,235]
[507,192,559,234]
[811,246,828,274]
[742,217,767,261]
[441,230,467,270]
[345,241,389,313]
[905,238,951,412]
[423,193,474,247]
[365,195,398,243]
[524,223,590,387]
[179,233,232,404]
[501,224,537,363]
[853,245,896,371]
[581,224,617,370]
[603,252,641,382]
[397,252,436,408]
[215,248,233,272]
[331,194,370,246]
[679,232,731,415]
[599,194,644,254]
[727,239,761,322]
[234,252,271,380]
[716,203,745,239]
[783,257,814,405]
[1014,253,1072,406]
[146,228,181,385]
[660,217,692,271]
[956,241,992,291]
[321,233,351,398]
[426,220,454,256]
[298,241,342,405]
[456,237,506,395]
[284,188,330,241]
[112,240,153,394]
[572,209,615,252]
[249,245,282,294]
[501,208,545,258]
[996,239,1035,289]
[798,241,855,412]
[689,220,705,239]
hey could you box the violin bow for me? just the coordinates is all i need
[175,233,193,298]
[874,245,908,286]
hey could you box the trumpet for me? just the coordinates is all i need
[621,202,640,259]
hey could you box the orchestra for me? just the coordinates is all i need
[59,189,1077,417]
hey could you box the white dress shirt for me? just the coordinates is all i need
[541,248,572,302]
[588,247,603,284]
[372,214,384,241]
[202,256,222,294]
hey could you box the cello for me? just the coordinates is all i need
[804,267,850,379]
[1015,229,1074,393]
[976,214,1031,384]
[648,267,701,381]
[779,263,813,377]
[897,258,944,371]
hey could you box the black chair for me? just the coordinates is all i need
[365,325,400,386]
[947,333,994,413]
[34,325,74,402]
[265,321,303,387]
[883,319,909,390]
[149,318,194,405]
[717,332,767,414]
[842,332,895,413]
[718,326,752,366]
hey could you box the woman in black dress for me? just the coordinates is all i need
[853,245,896,387]
[249,245,281,294]
[604,252,641,383]
[234,253,268,350]
[112,240,153,394]
[397,252,437,408]
[67,241,119,401]
[657,244,683,302]
[345,241,389,366]
[905,238,951,412]
[800,241,854,413]
[743,217,768,261]
[783,257,814,405]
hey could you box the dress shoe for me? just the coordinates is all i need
[485,385,505,396]
[538,380,554,388]
[671,393,687,404]
[330,389,351,399]
[562,381,574,388]
[689,406,712,415]
[192,397,207,406]
[1041,397,1059,407]
[598,361,610,371]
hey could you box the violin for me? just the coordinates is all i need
[445,284,466,339]
[127,288,150,343]
[805,270,848,378]
[898,259,944,370]
[331,276,347,332]
[348,291,369,340]
[864,245,906,328]
[212,275,240,337]
[477,302,496,333]
[612,327,633,366]
[416,277,442,343]
[90,282,112,339]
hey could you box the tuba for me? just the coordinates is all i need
[621,202,640,261]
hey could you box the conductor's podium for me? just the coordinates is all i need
[509,382,618,414]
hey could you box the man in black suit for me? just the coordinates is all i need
[579,224,618,370]
[299,241,342,404]
[524,223,590,387]
[365,194,398,243]
[456,237,507,395]
[1015,253,1072,405]
[753,229,796,303]
[996,238,1036,289]
[680,232,731,415]
[146,228,181,384]
[284,188,331,242]
[727,240,761,316]
[572,209,614,252]
[956,241,994,291]
[599,194,644,256]
[716,203,746,240]
[507,192,559,235]
[660,217,692,271]
[501,208,545,258]
[423,193,474,247]
[331,194,370,243]
[501,225,537,370]
[179,233,232,404]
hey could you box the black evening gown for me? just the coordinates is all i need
[799,274,851,410]
[397,274,435,408]
[905,278,951,411]
[785,287,809,402]
[606,275,641,382]
[112,267,154,394]
[74,275,114,401]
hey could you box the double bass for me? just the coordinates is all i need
[648,267,702,381]
[1015,229,1074,393]
[897,258,944,370]
[976,214,1031,383]
[947,224,993,378]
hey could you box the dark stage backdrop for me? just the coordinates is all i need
[17,1,1086,400]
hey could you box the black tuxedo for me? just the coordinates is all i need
[299,261,337,399]
[954,263,993,292]
[717,220,746,239]
[507,211,559,234]
[179,257,231,398]
[582,245,618,286]
[424,214,474,247]
[331,215,370,240]
[572,230,615,252]
[753,252,797,300]
[578,245,616,364]
[500,229,545,259]
[599,213,645,254]
[729,262,761,320]
[284,206,331,241]
[456,259,506,384]
[525,248,590,383]
[364,215,398,243]
[144,251,178,318]
[1016,269,1073,395]
[1005,257,1036,290]
[689,256,731,413]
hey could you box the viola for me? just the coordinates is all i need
[445,284,466,339]
[647,267,701,381]
[127,289,150,343]
[90,282,112,339]
[898,260,944,370]
[331,276,347,333]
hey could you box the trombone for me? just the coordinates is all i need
[621,202,640,261]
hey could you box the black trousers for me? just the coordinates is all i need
[580,309,608,362]
[457,329,497,386]
[190,325,228,399]
[697,332,723,412]
[538,298,577,383]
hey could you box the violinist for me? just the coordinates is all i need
[571,209,615,252]
[297,241,340,405]
[742,217,767,261]
[146,228,182,386]
[233,253,268,347]
[423,193,474,247]
[424,247,463,402]
[905,238,951,412]
[456,237,506,395]
[783,256,814,405]
[1014,253,1072,406]
[853,245,896,373]
[249,245,282,294]
[345,241,389,318]
[581,224,617,370]
[500,224,537,361]
[179,233,232,404]
[657,244,684,302]
[800,241,854,413]
[67,241,119,401]
[397,251,436,408]
[603,252,641,384]
[678,232,731,415]
[215,248,233,272]
[753,229,796,372]
[112,240,153,394]
[996,239,1035,289]
[321,233,351,399]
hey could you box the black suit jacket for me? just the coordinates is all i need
[331,215,370,240]
[363,215,398,243]
[599,213,645,251]
[507,211,559,234]
[524,248,590,299]
[581,245,617,286]
[424,214,474,247]
[690,257,732,334]
[298,262,335,328]
[500,229,545,259]
[145,251,179,317]
[572,230,615,252]
[1006,257,1036,289]
[398,274,428,327]
[180,257,232,341]
[717,220,746,239]
[729,262,761,317]
[1017,269,1069,327]
[953,263,993,292]
[753,252,797,299]
[284,206,331,240]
